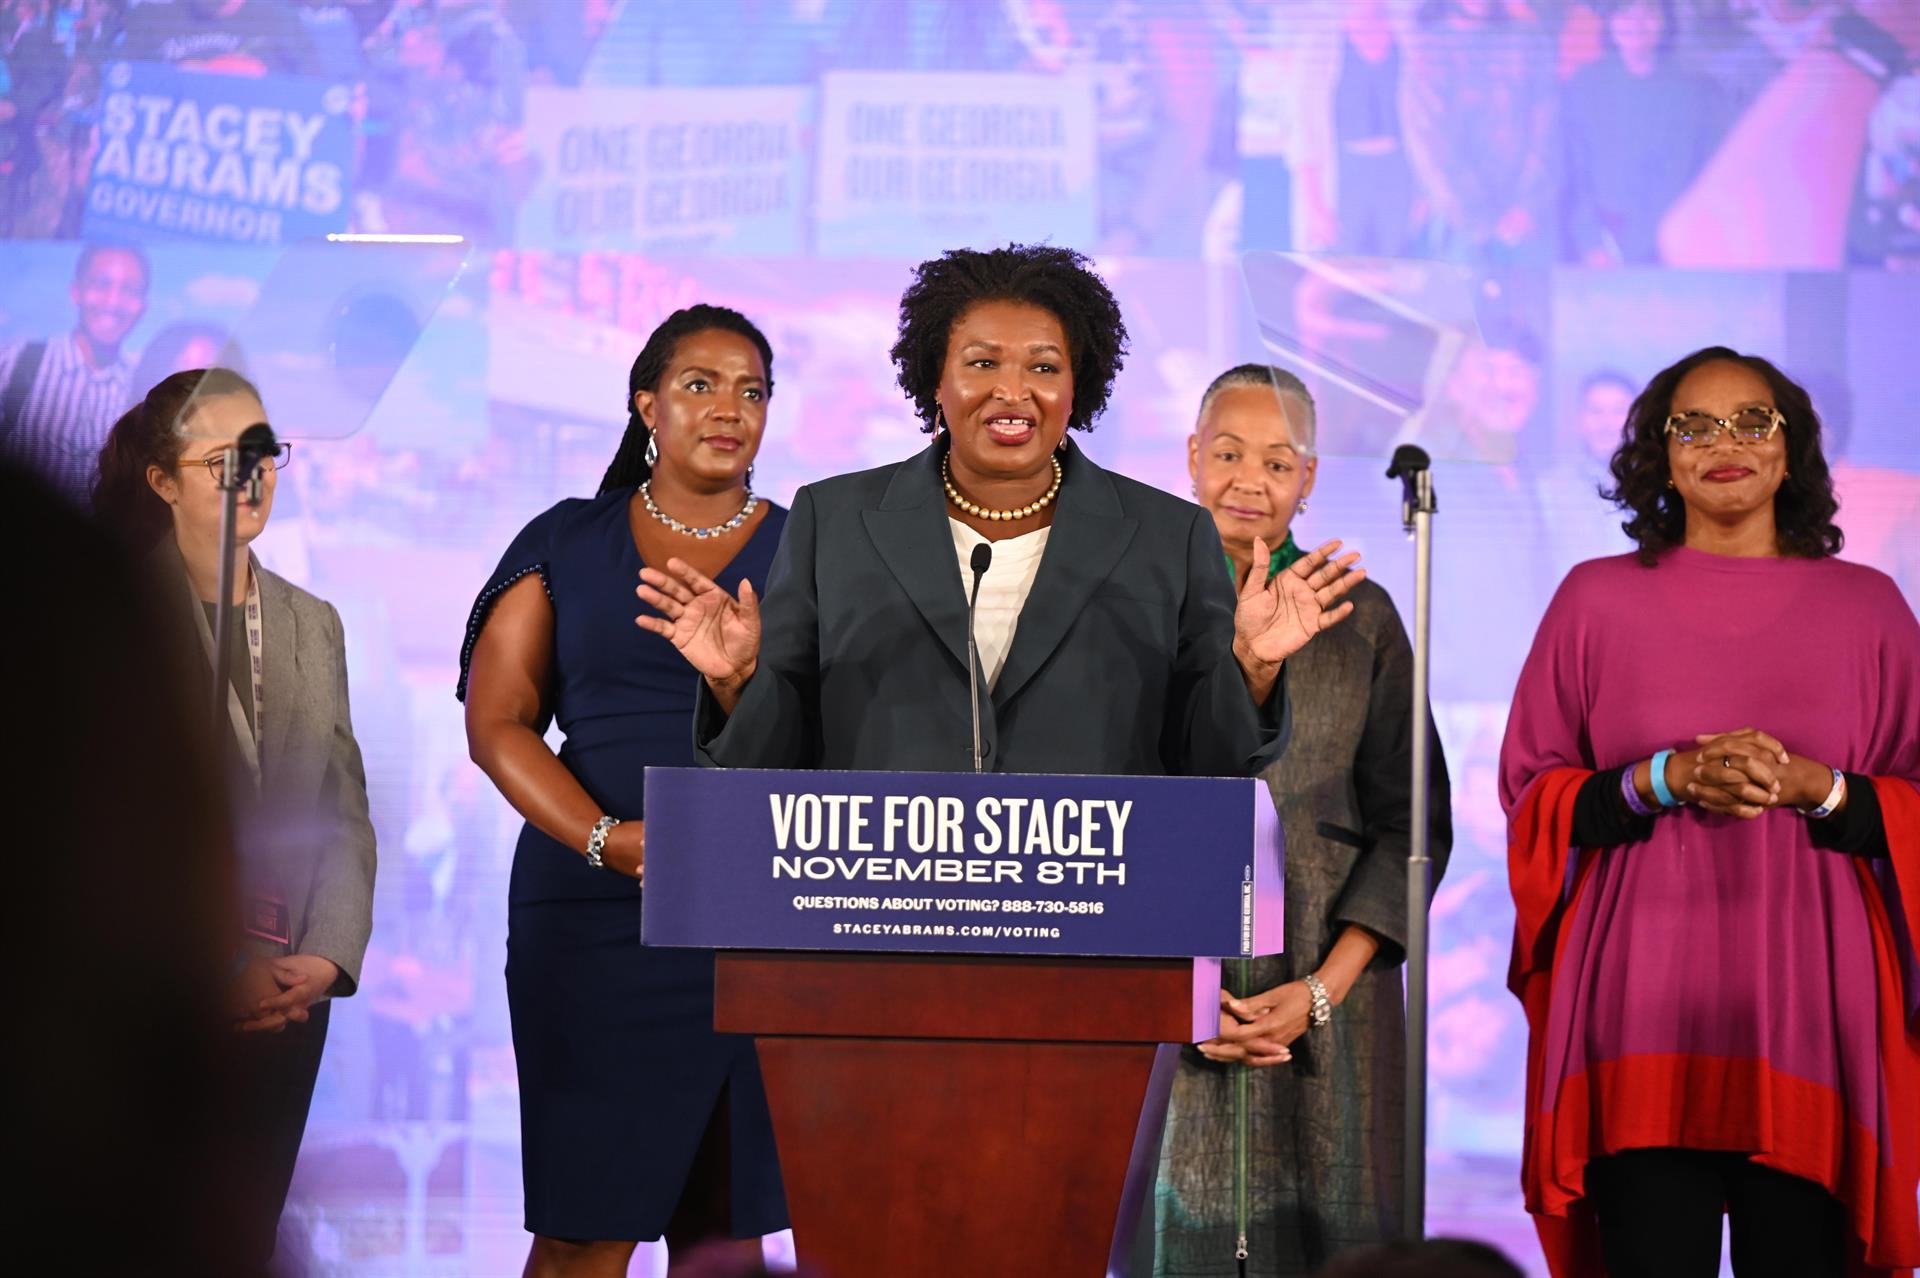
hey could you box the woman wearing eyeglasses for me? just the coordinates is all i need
[91,367,377,1269]
[1501,347,1920,1278]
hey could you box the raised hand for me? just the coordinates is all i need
[1233,536,1364,673]
[636,559,761,688]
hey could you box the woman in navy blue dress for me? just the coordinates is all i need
[460,305,789,1277]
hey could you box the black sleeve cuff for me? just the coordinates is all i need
[1571,765,1657,848]
[1807,772,1889,859]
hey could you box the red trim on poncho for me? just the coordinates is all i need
[1507,771,1920,1278]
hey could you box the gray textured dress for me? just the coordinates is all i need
[1155,577,1452,1276]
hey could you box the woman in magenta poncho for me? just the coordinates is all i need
[1500,347,1920,1278]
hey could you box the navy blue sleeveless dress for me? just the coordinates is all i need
[458,489,789,1241]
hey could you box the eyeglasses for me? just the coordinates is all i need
[1662,407,1783,449]
[176,442,295,484]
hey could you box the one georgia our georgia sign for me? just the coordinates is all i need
[640,767,1283,959]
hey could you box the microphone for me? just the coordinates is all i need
[232,422,279,503]
[208,422,278,733]
[966,542,992,773]
[1385,444,1434,533]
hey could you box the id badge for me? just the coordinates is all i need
[243,892,291,946]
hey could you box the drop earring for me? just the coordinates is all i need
[644,433,659,467]
[1297,497,1309,516]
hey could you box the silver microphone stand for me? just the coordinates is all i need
[1386,444,1436,1239]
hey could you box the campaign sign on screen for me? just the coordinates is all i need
[521,86,810,255]
[641,768,1282,959]
[86,62,353,245]
[814,71,1096,258]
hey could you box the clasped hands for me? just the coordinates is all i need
[1196,981,1315,1068]
[232,953,340,1034]
[1670,727,1833,820]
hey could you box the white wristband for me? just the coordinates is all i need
[1806,768,1846,820]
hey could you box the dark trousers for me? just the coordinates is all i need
[233,1000,331,1269]
[1586,1148,1846,1278]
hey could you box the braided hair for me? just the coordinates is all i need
[597,304,776,496]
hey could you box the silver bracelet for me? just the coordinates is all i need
[585,815,621,869]
[1303,973,1333,1028]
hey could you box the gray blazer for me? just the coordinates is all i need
[696,437,1288,776]
[166,545,377,994]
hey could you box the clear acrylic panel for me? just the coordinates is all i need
[175,236,471,441]
[1239,251,1498,463]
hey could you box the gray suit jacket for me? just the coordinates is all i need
[166,544,377,994]
[696,437,1287,776]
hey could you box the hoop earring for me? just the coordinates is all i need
[644,433,659,467]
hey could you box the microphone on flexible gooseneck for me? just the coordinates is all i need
[966,542,993,773]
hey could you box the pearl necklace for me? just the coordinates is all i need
[942,453,1063,523]
[640,481,758,539]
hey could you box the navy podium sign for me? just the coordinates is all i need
[641,767,1283,958]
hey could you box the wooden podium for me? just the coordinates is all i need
[641,766,1283,1278]
[717,950,1204,1277]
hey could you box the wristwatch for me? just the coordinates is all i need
[586,815,621,869]
[1830,10,1911,87]
[1303,973,1333,1028]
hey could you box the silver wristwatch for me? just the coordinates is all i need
[586,815,621,869]
[1303,973,1333,1028]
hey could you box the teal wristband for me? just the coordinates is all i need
[1649,749,1679,808]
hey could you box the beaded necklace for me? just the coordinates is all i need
[941,451,1063,523]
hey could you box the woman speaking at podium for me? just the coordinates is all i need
[636,244,1363,776]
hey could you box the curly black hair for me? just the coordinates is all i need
[889,244,1128,433]
[1602,346,1842,564]
[598,304,774,496]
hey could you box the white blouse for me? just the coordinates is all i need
[947,517,1050,690]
